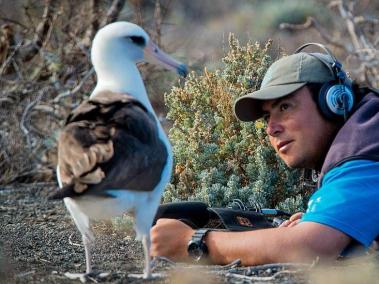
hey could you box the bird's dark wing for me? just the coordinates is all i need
[52,92,168,199]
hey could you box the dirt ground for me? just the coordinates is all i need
[2,183,378,284]
[0,183,306,284]
[0,183,237,284]
[0,183,157,283]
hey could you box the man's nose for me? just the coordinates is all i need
[266,118,283,137]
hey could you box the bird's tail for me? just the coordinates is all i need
[49,184,80,200]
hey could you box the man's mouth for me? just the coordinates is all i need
[277,140,293,152]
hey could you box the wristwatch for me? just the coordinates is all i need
[187,228,210,262]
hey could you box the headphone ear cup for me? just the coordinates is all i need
[318,82,355,120]
[318,82,338,120]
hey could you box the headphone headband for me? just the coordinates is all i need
[295,42,338,62]
[295,42,354,121]
[295,42,351,88]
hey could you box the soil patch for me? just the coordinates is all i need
[5,183,375,284]
[0,184,154,283]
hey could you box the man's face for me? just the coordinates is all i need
[261,86,338,169]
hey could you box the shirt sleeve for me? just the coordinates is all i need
[301,160,379,247]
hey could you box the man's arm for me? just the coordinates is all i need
[150,218,351,265]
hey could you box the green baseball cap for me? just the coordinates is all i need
[234,52,337,122]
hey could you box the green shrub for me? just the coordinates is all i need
[164,35,309,212]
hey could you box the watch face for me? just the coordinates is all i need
[187,241,203,261]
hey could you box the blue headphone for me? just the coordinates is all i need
[295,43,355,121]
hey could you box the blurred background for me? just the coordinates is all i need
[0,0,377,186]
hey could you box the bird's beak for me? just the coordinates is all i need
[144,41,188,77]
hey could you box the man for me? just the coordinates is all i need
[150,45,379,265]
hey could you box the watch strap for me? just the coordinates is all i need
[191,228,210,242]
[187,228,211,261]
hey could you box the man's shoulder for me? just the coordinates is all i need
[323,159,379,185]
[304,160,379,247]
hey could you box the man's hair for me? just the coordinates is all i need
[307,82,344,122]
[307,82,323,106]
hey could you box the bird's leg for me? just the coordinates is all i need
[142,234,151,278]
[83,234,93,274]
[65,233,108,281]
[65,234,98,283]
[128,233,165,279]
[128,206,165,280]
[64,234,97,282]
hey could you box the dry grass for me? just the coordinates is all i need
[309,255,379,284]
[168,268,221,284]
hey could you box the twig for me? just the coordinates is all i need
[6,169,53,184]
[87,275,99,283]
[131,0,143,26]
[19,0,59,62]
[15,270,36,278]
[101,0,127,27]
[226,269,302,282]
[32,104,62,121]
[154,0,162,46]
[80,0,100,48]
[11,58,23,80]
[0,96,15,104]
[0,16,29,30]
[0,41,22,77]
[159,0,172,21]
[150,256,176,272]
[0,151,10,169]
[279,17,345,50]
[37,257,52,264]
[354,15,379,25]
[353,48,379,56]
[53,67,94,103]
[337,0,362,50]
[223,259,241,269]
[23,4,36,29]
[29,11,60,82]
[67,32,91,58]
[20,91,44,148]
[68,232,83,247]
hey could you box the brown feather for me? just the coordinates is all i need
[53,92,167,199]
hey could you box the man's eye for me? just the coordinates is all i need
[280,103,289,111]
[262,114,270,122]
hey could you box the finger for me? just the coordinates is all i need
[289,212,304,222]
[279,220,291,228]
[155,218,171,225]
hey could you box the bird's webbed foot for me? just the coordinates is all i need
[127,272,165,280]
[64,271,110,283]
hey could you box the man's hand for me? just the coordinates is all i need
[279,212,303,228]
[150,218,195,261]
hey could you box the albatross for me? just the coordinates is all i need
[51,21,187,280]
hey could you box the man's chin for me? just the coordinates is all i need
[282,158,303,169]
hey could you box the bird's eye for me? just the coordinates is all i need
[129,36,146,47]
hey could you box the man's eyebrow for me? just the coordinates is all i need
[272,97,287,109]
[262,97,286,113]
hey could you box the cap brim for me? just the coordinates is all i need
[234,82,306,122]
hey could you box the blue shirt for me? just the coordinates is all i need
[301,160,379,247]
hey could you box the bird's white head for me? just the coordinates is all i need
[90,22,187,108]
